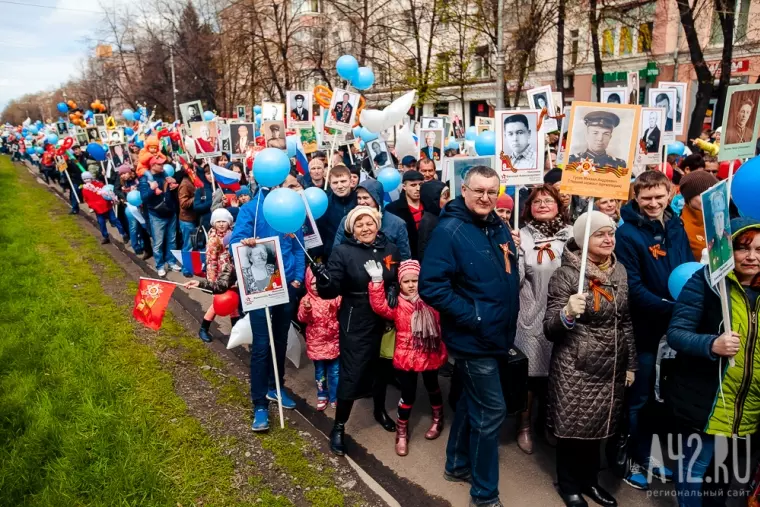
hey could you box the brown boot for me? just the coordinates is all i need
[395,419,409,456]
[425,406,444,440]
[517,425,534,454]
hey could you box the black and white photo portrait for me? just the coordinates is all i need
[636,107,665,166]
[180,100,204,125]
[93,114,106,128]
[366,139,395,173]
[263,121,286,150]
[86,127,100,142]
[110,144,129,167]
[287,91,312,127]
[601,87,628,105]
[660,82,687,135]
[499,113,538,170]
[236,105,246,119]
[232,237,289,312]
[262,102,285,122]
[230,122,255,155]
[56,121,69,136]
[108,128,124,147]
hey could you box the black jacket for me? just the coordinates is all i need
[417,180,446,262]
[316,190,357,260]
[385,191,421,260]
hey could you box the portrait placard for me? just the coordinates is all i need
[179,100,203,125]
[475,116,493,133]
[287,91,312,128]
[636,107,666,166]
[659,82,688,136]
[419,128,444,168]
[366,139,396,174]
[701,180,734,286]
[494,109,544,186]
[648,88,677,143]
[107,127,124,147]
[189,121,220,158]
[627,71,640,105]
[300,194,323,250]
[230,122,255,156]
[448,156,495,199]
[262,102,285,122]
[421,117,445,130]
[262,121,286,151]
[236,105,246,120]
[718,84,760,161]
[527,85,558,132]
[325,89,359,132]
[601,87,629,105]
[232,237,290,312]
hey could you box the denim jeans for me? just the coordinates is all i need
[628,351,656,464]
[314,358,340,403]
[249,285,297,409]
[69,186,80,213]
[179,220,196,276]
[675,433,716,507]
[96,209,126,239]
[445,357,506,504]
[148,213,177,270]
[126,212,145,253]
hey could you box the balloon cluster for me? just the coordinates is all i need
[336,55,375,91]
[90,99,107,113]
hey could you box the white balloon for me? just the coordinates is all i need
[358,109,388,134]
[394,125,418,160]
[227,317,252,349]
[361,91,417,133]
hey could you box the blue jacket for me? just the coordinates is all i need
[192,168,214,230]
[616,201,693,352]
[229,188,305,284]
[333,179,411,260]
[419,197,520,357]
[138,172,176,218]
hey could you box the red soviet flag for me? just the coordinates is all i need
[133,278,176,330]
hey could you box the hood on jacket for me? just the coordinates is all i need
[620,200,676,230]
[731,217,760,239]
[358,179,384,210]
[305,268,318,297]
[420,180,447,216]
[440,196,502,228]
[196,165,212,186]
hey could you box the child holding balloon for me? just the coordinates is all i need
[81,171,129,245]
[184,208,240,342]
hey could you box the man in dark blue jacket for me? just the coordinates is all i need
[138,157,181,277]
[316,164,356,260]
[615,170,692,490]
[420,165,519,507]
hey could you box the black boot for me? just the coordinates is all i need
[581,485,616,507]
[374,410,396,432]
[559,492,588,507]
[330,422,346,456]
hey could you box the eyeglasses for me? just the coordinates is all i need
[464,185,498,200]
[531,198,557,207]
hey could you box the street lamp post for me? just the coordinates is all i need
[495,0,505,109]
[170,46,179,121]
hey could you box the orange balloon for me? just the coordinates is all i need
[90,102,97,110]
[69,113,76,121]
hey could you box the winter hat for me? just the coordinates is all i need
[401,155,417,167]
[496,193,514,210]
[679,170,718,204]
[345,205,381,234]
[235,186,252,198]
[402,170,424,183]
[149,155,166,167]
[573,210,616,245]
[543,168,563,185]
[398,259,420,282]
[117,163,133,175]
[81,171,93,181]
[210,208,234,226]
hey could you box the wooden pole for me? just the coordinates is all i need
[266,306,286,429]
[576,198,596,294]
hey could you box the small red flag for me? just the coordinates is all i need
[132,278,176,330]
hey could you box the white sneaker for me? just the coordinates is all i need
[168,263,182,272]
[157,268,167,278]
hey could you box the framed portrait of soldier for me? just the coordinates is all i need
[659,82,687,135]
[326,89,359,131]
[601,87,628,105]
[262,121,287,151]
[636,107,665,166]
[287,91,312,128]
[98,128,109,145]
[419,128,444,168]
[421,117,444,130]
[189,121,220,158]
[627,72,640,105]
[93,114,106,128]
[107,127,124,146]
[367,139,395,174]
[475,116,494,133]
[648,88,677,143]
[718,84,760,161]
[180,100,203,125]
[262,102,285,122]
[230,122,255,156]
[75,127,89,147]
[561,102,640,200]
[56,121,69,136]
[299,126,318,154]
[86,127,100,143]
[701,180,734,285]
[109,144,130,167]
[495,110,544,186]
[236,105,246,120]
[231,236,289,312]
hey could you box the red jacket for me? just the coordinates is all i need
[82,181,113,215]
[297,270,341,361]
[369,281,447,372]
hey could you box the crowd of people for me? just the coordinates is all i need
[5,123,760,507]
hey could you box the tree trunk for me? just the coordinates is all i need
[712,0,735,130]
[555,0,565,92]
[588,0,604,101]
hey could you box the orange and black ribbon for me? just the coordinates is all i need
[588,279,613,311]
[499,152,518,173]
[535,243,556,264]
[564,161,630,178]
[536,107,566,131]
[500,244,515,274]
[649,244,667,260]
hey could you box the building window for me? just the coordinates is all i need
[619,26,632,55]
[405,58,417,84]
[472,46,490,78]
[736,0,751,41]
[602,27,615,57]
[637,21,653,52]
[434,102,449,115]
[570,29,579,65]
[376,64,390,87]
[436,52,451,82]
[293,0,319,15]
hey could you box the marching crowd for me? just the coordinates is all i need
[5,124,760,507]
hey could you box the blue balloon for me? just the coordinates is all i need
[336,55,359,82]
[46,133,59,145]
[731,157,760,218]
[253,148,291,187]
[25,135,32,142]
[465,126,478,141]
[203,110,215,121]
[124,127,134,136]
[358,127,378,142]
[263,188,306,234]
[446,137,459,151]
[359,140,365,151]
[84,110,93,119]
[667,141,685,156]
[163,164,175,177]
[377,168,401,191]
[352,126,362,138]
[255,113,262,126]
[254,105,262,115]
[474,131,496,156]
[28,125,38,135]
[668,262,704,300]
[57,102,68,114]
[127,190,142,207]
[134,140,144,149]
[34,146,44,155]
[122,108,135,122]
[353,67,375,91]
[303,186,328,219]
[86,142,107,161]
[102,184,115,200]
[285,135,298,158]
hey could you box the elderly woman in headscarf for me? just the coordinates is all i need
[311,206,402,456]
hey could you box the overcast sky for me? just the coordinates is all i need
[0,0,116,112]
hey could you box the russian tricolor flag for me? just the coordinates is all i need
[294,137,309,176]
[171,250,207,276]
[210,163,241,192]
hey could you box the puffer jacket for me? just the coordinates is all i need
[368,280,447,372]
[543,239,637,439]
[82,181,113,215]
[297,270,341,361]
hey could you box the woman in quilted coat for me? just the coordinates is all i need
[543,211,637,507]
[515,184,573,454]
[297,269,341,411]
[367,259,447,456]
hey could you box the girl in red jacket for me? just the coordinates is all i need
[366,259,447,456]
[81,171,128,245]
[297,269,341,411]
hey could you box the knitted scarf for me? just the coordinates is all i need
[529,216,567,240]
[401,293,441,353]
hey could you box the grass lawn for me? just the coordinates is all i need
[0,156,263,506]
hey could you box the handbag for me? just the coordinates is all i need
[499,346,528,415]
[380,323,396,359]
[191,225,207,251]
